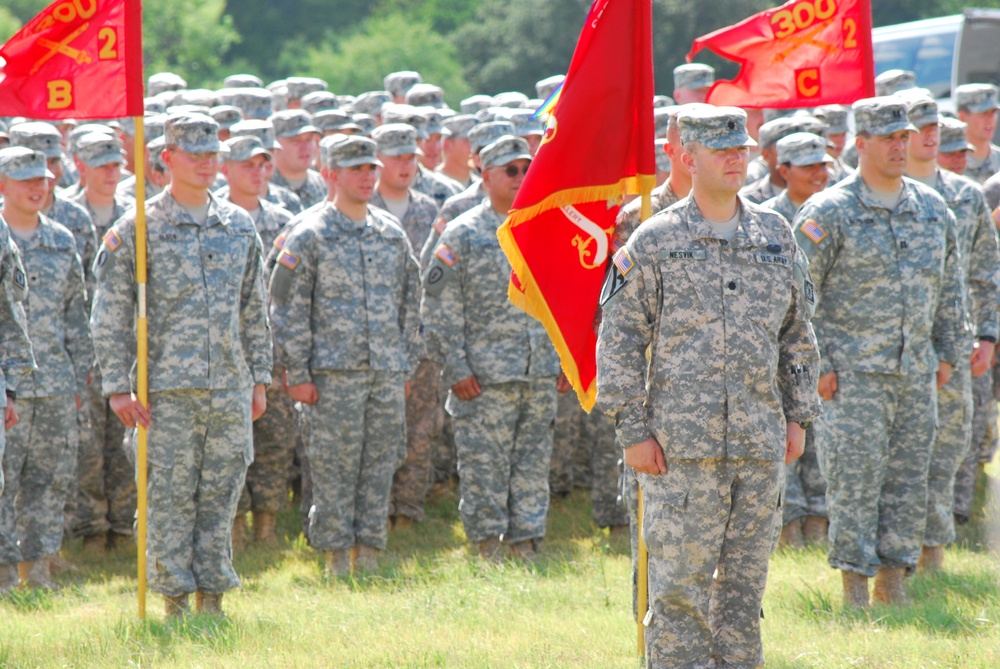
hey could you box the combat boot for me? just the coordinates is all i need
[355,544,380,573]
[778,520,805,549]
[873,567,910,606]
[391,515,413,530]
[18,560,57,591]
[109,532,134,551]
[608,524,629,540]
[48,554,79,575]
[253,511,278,547]
[918,545,944,572]
[801,515,829,544]
[194,590,224,615]
[477,538,502,562]
[841,570,869,609]
[232,514,249,550]
[508,539,538,561]
[0,563,19,594]
[323,549,351,579]
[82,532,107,555]
[164,593,190,618]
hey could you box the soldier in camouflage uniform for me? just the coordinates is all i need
[226,120,305,214]
[937,117,975,177]
[741,115,827,204]
[955,84,1000,185]
[597,107,820,669]
[0,148,90,591]
[792,97,965,608]
[672,63,714,105]
[90,114,272,617]
[813,105,853,184]
[268,110,326,209]
[269,135,421,577]
[422,136,561,561]
[220,136,298,547]
[384,71,422,105]
[437,115,479,188]
[118,115,169,201]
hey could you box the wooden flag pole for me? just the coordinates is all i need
[133,115,149,619]
[636,185,652,656]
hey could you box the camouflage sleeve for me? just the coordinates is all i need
[240,231,274,386]
[792,203,840,375]
[613,202,641,244]
[967,190,1000,341]
[64,251,94,396]
[90,223,137,396]
[776,241,822,423]
[268,229,316,386]
[420,229,473,387]
[0,238,35,400]
[596,240,660,449]
[933,210,966,367]
[419,221,444,271]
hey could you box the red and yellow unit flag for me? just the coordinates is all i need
[0,0,144,118]
[496,0,655,412]
[688,0,875,108]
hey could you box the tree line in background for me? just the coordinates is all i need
[0,0,988,106]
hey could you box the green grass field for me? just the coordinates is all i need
[1,463,997,669]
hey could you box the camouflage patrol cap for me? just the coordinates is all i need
[653,95,676,108]
[406,83,446,109]
[210,105,244,131]
[673,63,714,91]
[502,109,544,137]
[493,91,530,108]
[145,114,167,144]
[521,99,543,111]
[473,108,498,123]
[758,117,806,149]
[285,77,328,102]
[898,92,939,129]
[419,109,445,135]
[955,83,1000,113]
[165,113,222,153]
[269,83,288,113]
[442,115,479,139]
[852,97,917,136]
[335,94,357,108]
[678,106,756,149]
[9,121,64,159]
[655,138,671,172]
[321,134,383,169]
[223,135,271,162]
[270,109,321,138]
[313,110,362,134]
[813,105,850,134]
[0,147,55,180]
[219,87,274,120]
[777,132,835,166]
[117,117,136,137]
[68,123,115,154]
[301,91,339,115]
[874,69,917,96]
[535,74,565,101]
[352,114,377,137]
[480,135,532,169]
[381,105,429,139]
[229,119,281,150]
[144,97,167,114]
[372,123,418,156]
[266,79,286,92]
[173,89,220,109]
[75,132,126,167]
[468,121,515,154]
[938,117,975,153]
[384,71,422,98]
[148,136,168,171]
[149,89,180,110]
[460,95,494,114]
[167,104,212,117]
[223,74,264,89]
[654,107,674,138]
[762,108,793,123]
[147,72,187,97]
[351,91,392,117]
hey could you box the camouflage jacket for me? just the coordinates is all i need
[44,194,97,304]
[760,190,799,223]
[215,183,305,216]
[615,182,682,244]
[412,164,462,209]
[270,168,327,210]
[419,182,484,270]
[965,144,1000,185]
[119,175,165,201]
[370,188,440,253]
[739,175,783,205]
[0,218,35,406]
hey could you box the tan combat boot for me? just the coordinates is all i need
[355,544,380,573]
[18,560,56,591]
[477,538,502,562]
[232,513,249,550]
[778,520,805,549]
[841,570,870,609]
[323,549,351,579]
[918,545,944,572]
[392,515,413,530]
[873,567,910,606]
[802,515,829,544]
[508,539,538,561]
[253,511,278,547]
[48,554,79,576]
[194,590,224,615]
[0,563,19,594]
[164,593,190,618]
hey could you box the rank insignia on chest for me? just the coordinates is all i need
[435,245,458,266]
[800,219,826,244]
[433,217,447,235]
[612,247,634,276]
[103,230,123,252]
[277,249,300,270]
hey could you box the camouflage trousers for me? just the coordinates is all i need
[781,426,826,525]
[237,380,299,515]
[550,390,585,495]
[432,411,457,484]
[639,458,781,669]
[389,359,444,521]
[955,368,998,519]
[925,357,973,546]
[74,370,134,538]
[139,388,252,597]
[304,370,405,552]
[449,379,557,544]
[584,409,627,528]
[818,371,936,576]
[0,395,78,564]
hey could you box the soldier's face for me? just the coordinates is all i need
[164,149,220,191]
[443,137,470,165]
[276,133,319,171]
[378,153,417,191]
[858,130,910,179]
[332,163,377,205]
[224,155,269,197]
[959,109,997,143]
[937,150,968,175]
[909,123,939,163]
[685,145,749,196]
[482,158,530,207]
[46,157,63,190]
[417,135,442,167]
[826,132,847,156]
[0,176,48,215]
[83,161,123,199]
[781,162,829,201]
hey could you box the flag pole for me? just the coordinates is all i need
[133,115,149,619]
[636,484,648,655]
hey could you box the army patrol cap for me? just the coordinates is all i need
[335,94,357,108]
[460,95,494,114]
[653,95,676,108]
[493,91,530,109]
[144,114,167,144]
[406,83,446,109]
[384,71,422,98]
[301,91,339,115]
[758,115,826,149]
[481,135,532,169]
[144,98,167,114]
[223,135,271,162]
[673,63,714,91]
[229,119,281,150]
[372,123,418,156]
[352,114,377,136]
[74,132,126,167]
[420,108,445,135]
[285,76,328,101]
[270,109,321,138]
[219,87,274,120]
[0,147,55,180]
[381,105,429,139]
[167,103,212,117]
[442,115,479,139]
[874,69,917,96]
[655,138,671,172]
[504,109,544,137]
[67,123,115,154]
[938,117,975,153]
[223,74,263,89]
[899,92,939,129]
[165,113,222,153]
[955,83,1000,113]
[777,132,835,166]
[313,110,362,134]
[351,91,392,117]
[322,135,383,169]
[147,72,187,97]
[210,105,244,131]
[654,106,675,137]
[469,121,515,154]
[9,121,64,159]
[813,105,849,134]
[173,89,219,109]
[852,97,917,136]
[535,74,565,101]
[678,106,756,149]
[148,135,168,171]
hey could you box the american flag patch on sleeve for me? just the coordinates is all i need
[273,234,286,250]
[435,245,458,266]
[277,250,300,270]
[612,247,634,276]
[800,219,827,244]
[433,218,447,235]
[103,230,123,252]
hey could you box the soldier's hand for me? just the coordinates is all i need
[4,403,18,430]
[452,375,481,400]
[110,393,151,429]
[624,438,667,476]
[785,422,805,464]
[251,384,267,421]
[817,371,838,401]
[556,373,571,394]
[971,341,995,377]
[936,361,953,388]
[287,382,319,405]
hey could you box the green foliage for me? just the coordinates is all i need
[0,7,22,42]
[142,0,239,87]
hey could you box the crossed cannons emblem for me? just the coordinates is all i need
[31,22,91,75]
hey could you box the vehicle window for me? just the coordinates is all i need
[875,31,957,98]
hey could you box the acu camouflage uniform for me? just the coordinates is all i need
[413,163,463,209]
[270,169,326,210]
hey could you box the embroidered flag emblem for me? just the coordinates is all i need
[435,245,458,266]
[433,218,447,235]
[273,234,286,250]
[800,219,827,244]
[103,230,123,252]
[277,250,300,270]
[612,247,634,276]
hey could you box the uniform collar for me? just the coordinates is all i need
[681,195,767,248]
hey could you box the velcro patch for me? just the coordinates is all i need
[14,268,25,288]
[273,234,286,250]
[800,219,826,244]
[277,249,300,270]
[754,252,790,267]
[804,280,815,305]
[433,217,447,235]
[667,249,706,260]
[600,256,630,306]
[612,247,634,276]
[435,245,458,266]
[103,230,123,252]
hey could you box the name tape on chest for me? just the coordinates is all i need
[103,230,123,252]
[754,252,791,267]
[800,219,826,244]
[666,249,707,260]
[277,249,300,271]
[435,244,458,267]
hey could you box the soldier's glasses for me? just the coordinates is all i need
[501,164,529,177]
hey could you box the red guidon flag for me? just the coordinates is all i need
[0,0,144,118]
[496,0,655,411]
[688,0,875,108]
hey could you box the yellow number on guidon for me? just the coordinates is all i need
[98,27,118,60]
[771,0,839,39]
